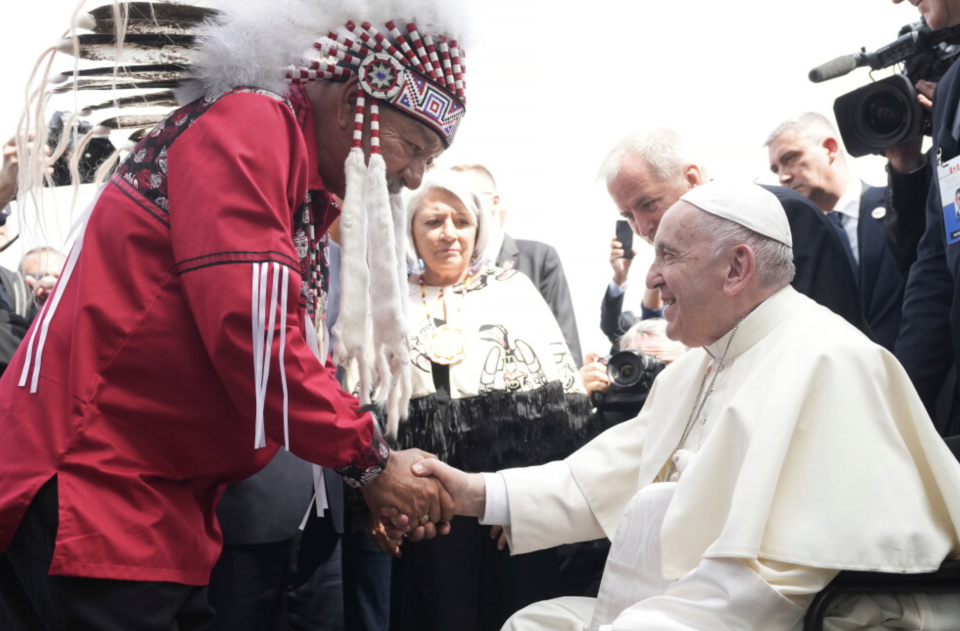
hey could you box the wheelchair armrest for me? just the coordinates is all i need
[803,560,960,631]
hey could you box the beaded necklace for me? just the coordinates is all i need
[419,272,471,365]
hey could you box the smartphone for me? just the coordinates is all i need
[615,219,634,259]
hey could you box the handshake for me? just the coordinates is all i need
[360,448,487,541]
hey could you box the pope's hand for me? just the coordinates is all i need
[412,458,486,518]
[361,448,454,541]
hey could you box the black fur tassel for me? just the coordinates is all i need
[397,381,592,473]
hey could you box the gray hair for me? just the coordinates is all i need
[764,112,841,152]
[18,246,65,274]
[619,318,668,351]
[406,169,490,272]
[693,212,796,290]
[599,128,702,186]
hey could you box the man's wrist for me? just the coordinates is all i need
[336,423,390,489]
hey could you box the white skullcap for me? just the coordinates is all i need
[679,180,792,247]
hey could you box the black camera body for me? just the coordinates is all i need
[591,348,666,415]
[812,21,960,157]
[47,111,115,187]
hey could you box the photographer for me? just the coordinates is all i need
[893,0,960,434]
[582,318,685,429]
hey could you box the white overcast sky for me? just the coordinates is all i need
[0,0,927,354]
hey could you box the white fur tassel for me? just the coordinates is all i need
[365,152,408,413]
[332,147,371,404]
[389,193,413,435]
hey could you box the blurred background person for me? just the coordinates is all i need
[18,246,65,313]
[452,163,583,366]
[349,170,589,631]
[582,318,685,428]
[765,112,929,351]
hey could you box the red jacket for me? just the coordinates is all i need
[0,85,386,585]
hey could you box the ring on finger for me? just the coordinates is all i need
[418,514,430,526]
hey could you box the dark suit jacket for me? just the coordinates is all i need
[497,234,583,367]
[599,185,869,344]
[896,57,960,434]
[857,184,909,352]
[0,266,30,376]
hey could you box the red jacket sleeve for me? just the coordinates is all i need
[166,91,386,486]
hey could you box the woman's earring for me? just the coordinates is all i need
[418,257,425,270]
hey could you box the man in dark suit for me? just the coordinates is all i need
[452,164,583,366]
[598,128,867,346]
[893,0,960,435]
[766,112,930,351]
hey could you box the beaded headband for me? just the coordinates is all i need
[286,20,467,148]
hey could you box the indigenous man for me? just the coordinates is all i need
[410,181,960,629]
[0,0,467,627]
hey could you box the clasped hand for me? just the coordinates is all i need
[361,451,485,541]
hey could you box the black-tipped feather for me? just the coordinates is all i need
[87,2,218,35]
[97,114,167,130]
[56,78,183,92]
[61,33,194,63]
[83,91,179,112]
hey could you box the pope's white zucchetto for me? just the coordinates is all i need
[679,181,793,247]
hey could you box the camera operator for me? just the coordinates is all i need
[582,318,685,429]
[893,0,960,435]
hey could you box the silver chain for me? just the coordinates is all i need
[664,319,743,481]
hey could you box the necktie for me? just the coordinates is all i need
[828,211,858,281]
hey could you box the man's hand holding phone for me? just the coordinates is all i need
[611,219,636,286]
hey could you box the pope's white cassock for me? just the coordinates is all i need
[480,284,960,630]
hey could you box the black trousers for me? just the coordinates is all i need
[0,477,215,631]
[206,508,343,631]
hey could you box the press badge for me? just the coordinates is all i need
[937,154,960,244]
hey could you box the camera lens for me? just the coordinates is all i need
[862,93,904,136]
[607,350,645,389]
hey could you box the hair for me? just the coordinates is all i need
[598,128,703,186]
[450,164,497,192]
[693,211,795,290]
[619,318,668,351]
[406,169,490,273]
[18,246,65,274]
[764,111,842,154]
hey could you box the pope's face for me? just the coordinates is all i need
[646,201,727,347]
[375,105,445,193]
[607,156,694,244]
[894,0,960,30]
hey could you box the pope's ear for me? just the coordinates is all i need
[723,244,756,295]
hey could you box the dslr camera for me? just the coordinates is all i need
[809,21,960,157]
[591,348,666,416]
[47,111,115,187]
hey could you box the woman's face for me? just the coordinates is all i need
[412,188,477,284]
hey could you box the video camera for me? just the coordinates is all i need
[809,21,960,157]
[47,111,115,187]
[590,348,666,416]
